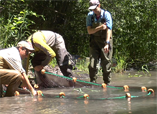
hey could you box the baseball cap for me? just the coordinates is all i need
[88,0,100,10]
[17,41,34,51]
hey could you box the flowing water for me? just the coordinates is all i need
[0,71,156,114]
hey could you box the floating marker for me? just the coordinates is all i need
[124,85,129,92]
[41,69,46,74]
[126,93,131,98]
[37,90,43,96]
[15,91,20,96]
[102,83,107,89]
[34,84,39,89]
[141,86,147,92]
[147,89,154,94]
[73,77,77,82]
[84,94,89,99]
[59,92,65,98]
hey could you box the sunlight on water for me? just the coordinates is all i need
[0,71,156,114]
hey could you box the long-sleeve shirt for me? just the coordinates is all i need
[0,47,25,73]
[27,30,58,66]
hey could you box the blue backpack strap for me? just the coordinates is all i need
[101,9,106,23]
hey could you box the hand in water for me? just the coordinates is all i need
[32,90,37,96]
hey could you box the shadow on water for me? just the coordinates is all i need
[0,71,156,114]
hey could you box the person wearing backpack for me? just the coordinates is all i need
[86,0,113,85]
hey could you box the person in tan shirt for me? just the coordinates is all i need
[0,41,37,97]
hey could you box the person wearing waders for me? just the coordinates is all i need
[24,30,76,87]
[86,0,113,85]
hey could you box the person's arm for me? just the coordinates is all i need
[33,36,56,71]
[34,65,44,71]
[106,29,112,42]
[104,28,112,53]
[86,12,107,35]
[87,24,107,34]
[105,11,112,42]
[21,72,37,96]
[104,11,113,53]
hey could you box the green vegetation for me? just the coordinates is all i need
[0,0,156,72]
[75,58,89,73]
[49,58,57,68]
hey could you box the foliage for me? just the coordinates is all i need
[0,0,156,71]
[113,49,128,73]
[75,58,89,73]
[49,58,57,68]
[0,0,44,48]
[24,0,90,57]
[109,0,157,68]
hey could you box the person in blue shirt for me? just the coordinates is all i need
[86,0,113,85]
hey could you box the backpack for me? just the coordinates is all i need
[91,9,106,24]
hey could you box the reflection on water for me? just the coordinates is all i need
[0,71,156,114]
[127,98,132,113]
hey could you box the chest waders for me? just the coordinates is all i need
[89,22,113,84]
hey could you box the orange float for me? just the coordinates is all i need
[147,89,154,94]
[73,77,77,82]
[15,91,20,96]
[126,93,131,98]
[37,90,43,96]
[102,83,107,89]
[124,85,129,92]
[34,84,39,89]
[141,86,147,92]
[59,92,65,98]
[84,94,89,99]
[41,69,46,74]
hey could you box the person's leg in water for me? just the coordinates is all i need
[100,39,113,85]
[88,47,100,83]
[0,84,3,97]
[54,33,77,87]
[0,69,22,97]
[56,50,75,87]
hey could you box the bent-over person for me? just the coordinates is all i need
[0,41,37,97]
[25,30,75,87]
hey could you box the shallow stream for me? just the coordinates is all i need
[0,71,156,114]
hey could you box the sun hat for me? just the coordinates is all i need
[17,41,34,51]
[88,0,100,10]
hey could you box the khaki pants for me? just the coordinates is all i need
[0,69,22,97]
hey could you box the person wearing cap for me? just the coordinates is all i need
[0,41,37,97]
[86,0,113,85]
[24,30,75,87]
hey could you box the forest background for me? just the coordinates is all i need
[0,0,156,72]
